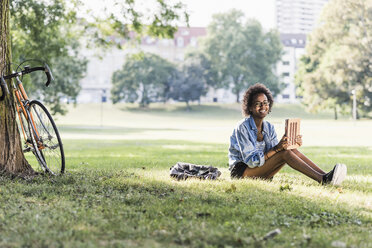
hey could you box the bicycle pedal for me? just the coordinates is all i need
[23,147,32,153]
[49,144,59,149]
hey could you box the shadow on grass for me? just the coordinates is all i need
[0,169,370,247]
[59,125,182,134]
[118,103,351,120]
[120,104,243,119]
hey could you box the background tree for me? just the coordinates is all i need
[184,50,219,89]
[10,0,87,115]
[201,9,283,102]
[111,52,175,107]
[169,58,207,110]
[295,0,372,118]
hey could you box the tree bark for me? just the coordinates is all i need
[334,105,338,120]
[0,0,34,175]
[235,90,240,103]
[185,101,191,111]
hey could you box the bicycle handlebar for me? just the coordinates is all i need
[44,64,54,87]
[0,63,54,100]
[2,64,54,87]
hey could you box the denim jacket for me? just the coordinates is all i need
[228,116,279,170]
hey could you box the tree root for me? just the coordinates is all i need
[0,168,39,181]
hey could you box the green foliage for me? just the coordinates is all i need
[295,0,372,118]
[168,57,208,110]
[185,50,219,88]
[10,0,75,60]
[82,0,189,49]
[10,0,87,115]
[200,9,283,102]
[111,52,176,107]
[30,55,87,115]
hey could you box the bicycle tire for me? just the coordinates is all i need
[28,100,65,175]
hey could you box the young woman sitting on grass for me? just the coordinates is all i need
[228,83,347,185]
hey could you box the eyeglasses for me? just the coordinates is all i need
[254,101,269,108]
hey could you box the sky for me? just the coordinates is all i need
[81,0,276,30]
[182,0,276,29]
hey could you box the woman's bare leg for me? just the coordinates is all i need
[242,153,288,179]
[265,162,286,179]
[242,150,325,182]
[243,160,285,179]
[292,149,325,174]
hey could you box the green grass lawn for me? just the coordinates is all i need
[1,103,371,247]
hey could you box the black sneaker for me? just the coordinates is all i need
[323,164,347,186]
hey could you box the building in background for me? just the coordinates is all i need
[275,0,329,103]
[276,0,329,34]
[275,33,306,103]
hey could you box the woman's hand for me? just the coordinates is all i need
[295,135,303,147]
[276,135,289,151]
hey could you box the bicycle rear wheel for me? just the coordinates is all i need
[29,100,65,175]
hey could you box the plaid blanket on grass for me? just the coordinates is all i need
[170,162,221,180]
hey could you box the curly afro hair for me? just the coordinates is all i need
[242,83,274,116]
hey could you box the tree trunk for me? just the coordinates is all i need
[0,0,34,176]
[334,105,338,120]
[236,90,240,103]
[185,101,191,111]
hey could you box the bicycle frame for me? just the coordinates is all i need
[12,76,40,147]
[13,77,44,150]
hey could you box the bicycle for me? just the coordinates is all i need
[0,61,65,175]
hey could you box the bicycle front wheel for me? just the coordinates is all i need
[29,100,65,175]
